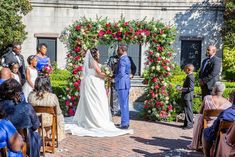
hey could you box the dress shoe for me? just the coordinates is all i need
[119,125,129,129]
[115,124,121,127]
[183,126,193,130]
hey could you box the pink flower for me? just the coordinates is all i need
[160,110,167,118]
[157,57,162,61]
[144,30,150,36]
[160,29,164,34]
[98,30,105,37]
[73,69,78,75]
[157,45,163,51]
[65,100,70,106]
[168,105,173,111]
[155,84,160,89]
[124,22,129,26]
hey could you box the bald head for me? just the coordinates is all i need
[207,45,217,57]
[0,68,11,80]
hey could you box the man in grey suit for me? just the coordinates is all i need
[1,43,26,85]
[199,45,222,100]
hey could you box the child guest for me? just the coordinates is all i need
[9,62,22,84]
[22,55,38,102]
[178,64,195,129]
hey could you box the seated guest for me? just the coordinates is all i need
[0,67,11,85]
[0,79,41,157]
[187,82,232,149]
[202,90,235,157]
[0,108,23,157]
[215,122,235,157]
[28,76,65,141]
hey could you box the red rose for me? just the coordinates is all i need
[152,77,157,83]
[124,32,129,37]
[106,29,112,34]
[75,55,81,60]
[77,66,83,71]
[76,25,81,31]
[160,29,164,34]
[68,108,75,116]
[117,37,122,41]
[116,31,122,37]
[74,46,81,52]
[98,30,105,37]
[74,82,80,88]
[155,84,160,89]
[145,30,150,36]
[151,93,155,98]
[149,51,154,55]
[73,69,78,75]
[144,105,148,109]
[157,45,163,51]
[124,22,129,26]
[156,101,161,107]
[106,23,111,27]
[129,27,134,32]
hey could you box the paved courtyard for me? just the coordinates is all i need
[46,114,203,157]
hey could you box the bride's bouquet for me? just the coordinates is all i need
[101,64,113,95]
[101,65,113,78]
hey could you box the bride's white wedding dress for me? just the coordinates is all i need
[65,51,133,137]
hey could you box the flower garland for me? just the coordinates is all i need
[60,17,176,120]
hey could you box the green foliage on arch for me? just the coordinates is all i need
[60,17,176,121]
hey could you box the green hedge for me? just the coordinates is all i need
[224,68,235,81]
[170,67,234,114]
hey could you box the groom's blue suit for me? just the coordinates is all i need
[115,55,131,127]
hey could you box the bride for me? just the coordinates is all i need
[65,48,133,137]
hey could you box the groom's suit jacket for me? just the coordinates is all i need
[115,55,131,90]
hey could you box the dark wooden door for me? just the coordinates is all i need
[181,40,201,71]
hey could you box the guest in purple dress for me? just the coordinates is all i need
[35,43,51,73]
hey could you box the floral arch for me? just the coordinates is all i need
[60,17,176,121]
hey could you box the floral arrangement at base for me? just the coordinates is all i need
[60,16,176,120]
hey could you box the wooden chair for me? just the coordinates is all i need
[37,115,45,157]
[0,147,7,157]
[196,109,224,149]
[17,128,29,157]
[213,120,234,157]
[33,106,58,153]
[203,109,223,129]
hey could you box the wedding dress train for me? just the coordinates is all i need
[65,51,133,137]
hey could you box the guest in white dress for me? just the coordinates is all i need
[9,62,22,84]
[22,55,38,102]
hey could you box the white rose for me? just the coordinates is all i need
[155,53,160,57]
[166,100,169,104]
[148,110,151,113]
[151,66,155,70]
[156,66,160,71]
[165,96,169,100]
[81,29,85,33]
[152,108,156,112]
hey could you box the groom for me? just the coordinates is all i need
[115,43,131,129]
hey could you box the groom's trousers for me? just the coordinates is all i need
[117,89,130,126]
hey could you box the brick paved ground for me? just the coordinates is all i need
[46,113,203,157]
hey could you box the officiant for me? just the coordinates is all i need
[107,52,136,116]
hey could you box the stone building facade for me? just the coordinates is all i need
[22,0,224,102]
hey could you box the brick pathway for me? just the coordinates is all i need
[46,115,203,157]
